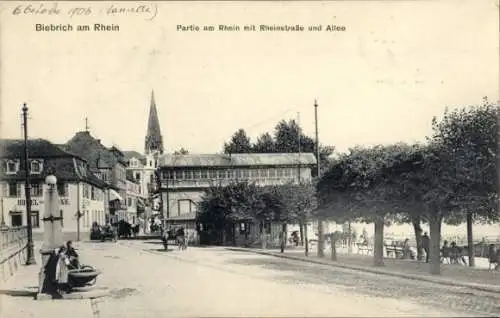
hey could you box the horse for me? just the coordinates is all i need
[117,220,132,239]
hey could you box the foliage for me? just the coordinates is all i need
[429,97,498,224]
[223,129,252,154]
[222,119,334,174]
[173,147,189,155]
[197,181,317,227]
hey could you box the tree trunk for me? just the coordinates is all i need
[260,221,266,249]
[299,221,304,246]
[466,211,475,267]
[232,223,236,246]
[331,236,337,261]
[412,216,424,260]
[429,215,442,275]
[304,222,309,257]
[373,218,385,267]
[317,218,325,258]
[347,222,353,254]
[280,223,287,253]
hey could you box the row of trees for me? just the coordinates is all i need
[223,119,334,175]
[317,98,498,274]
[198,181,317,247]
[198,97,497,275]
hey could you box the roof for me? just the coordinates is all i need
[158,153,317,168]
[0,139,84,160]
[0,139,107,189]
[123,151,145,161]
[64,131,125,169]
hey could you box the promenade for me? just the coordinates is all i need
[1,240,499,318]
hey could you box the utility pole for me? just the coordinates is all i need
[22,103,36,265]
[297,112,301,184]
[85,117,89,132]
[315,99,325,258]
[297,112,307,253]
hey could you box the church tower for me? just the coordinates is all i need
[144,90,164,155]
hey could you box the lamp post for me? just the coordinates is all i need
[0,197,6,228]
[23,103,36,265]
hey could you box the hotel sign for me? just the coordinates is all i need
[17,198,70,206]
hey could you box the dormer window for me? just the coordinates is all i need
[6,160,19,174]
[30,160,43,174]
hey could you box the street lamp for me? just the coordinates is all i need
[0,197,7,230]
[23,103,36,265]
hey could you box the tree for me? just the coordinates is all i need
[223,129,252,154]
[173,148,189,155]
[317,144,421,266]
[277,182,318,254]
[273,119,334,175]
[429,98,499,267]
[252,132,276,153]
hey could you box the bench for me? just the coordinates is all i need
[385,245,404,259]
[357,244,373,255]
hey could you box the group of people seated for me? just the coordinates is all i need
[440,240,467,265]
[51,240,81,294]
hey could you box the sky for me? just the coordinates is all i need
[0,0,498,156]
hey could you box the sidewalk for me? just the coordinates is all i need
[226,246,500,293]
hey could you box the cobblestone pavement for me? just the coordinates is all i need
[1,240,498,318]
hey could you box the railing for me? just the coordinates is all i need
[160,177,301,189]
[0,226,27,250]
[0,226,28,284]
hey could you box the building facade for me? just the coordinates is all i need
[0,139,107,233]
[63,130,128,220]
[122,90,165,225]
[156,153,317,234]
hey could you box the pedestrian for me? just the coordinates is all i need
[421,232,430,263]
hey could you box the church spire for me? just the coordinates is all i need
[144,90,164,155]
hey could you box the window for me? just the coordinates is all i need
[31,183,43,197]
[175,171,183,180]
[236,169,243,179]
[209,170,217,179]
[260,169,269,178]
[217,170,227,179]
[91,186,96,200]
[277,168,284,177]
[200,170,208,179]
[30,160,43,174]
[57,183,69,197]
[269,169,277,178]
[83,184,90,199]
[8,182,19,197]
[135,172,140,180]
[31,211,40,228]
[192,170,200,179]
[251,169,259,178]
[178,200,191,216]
[6,160,19,174]
[10,212,22,227]
[127,197,132,207]
[242,169,250,178]
[184,171,193,180]
[149,160,153,167]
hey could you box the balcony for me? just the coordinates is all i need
[159,177,302,190]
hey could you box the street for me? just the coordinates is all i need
[1,240,499,317]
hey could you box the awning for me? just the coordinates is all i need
[137,198,146,208]
[109,189,123,201]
